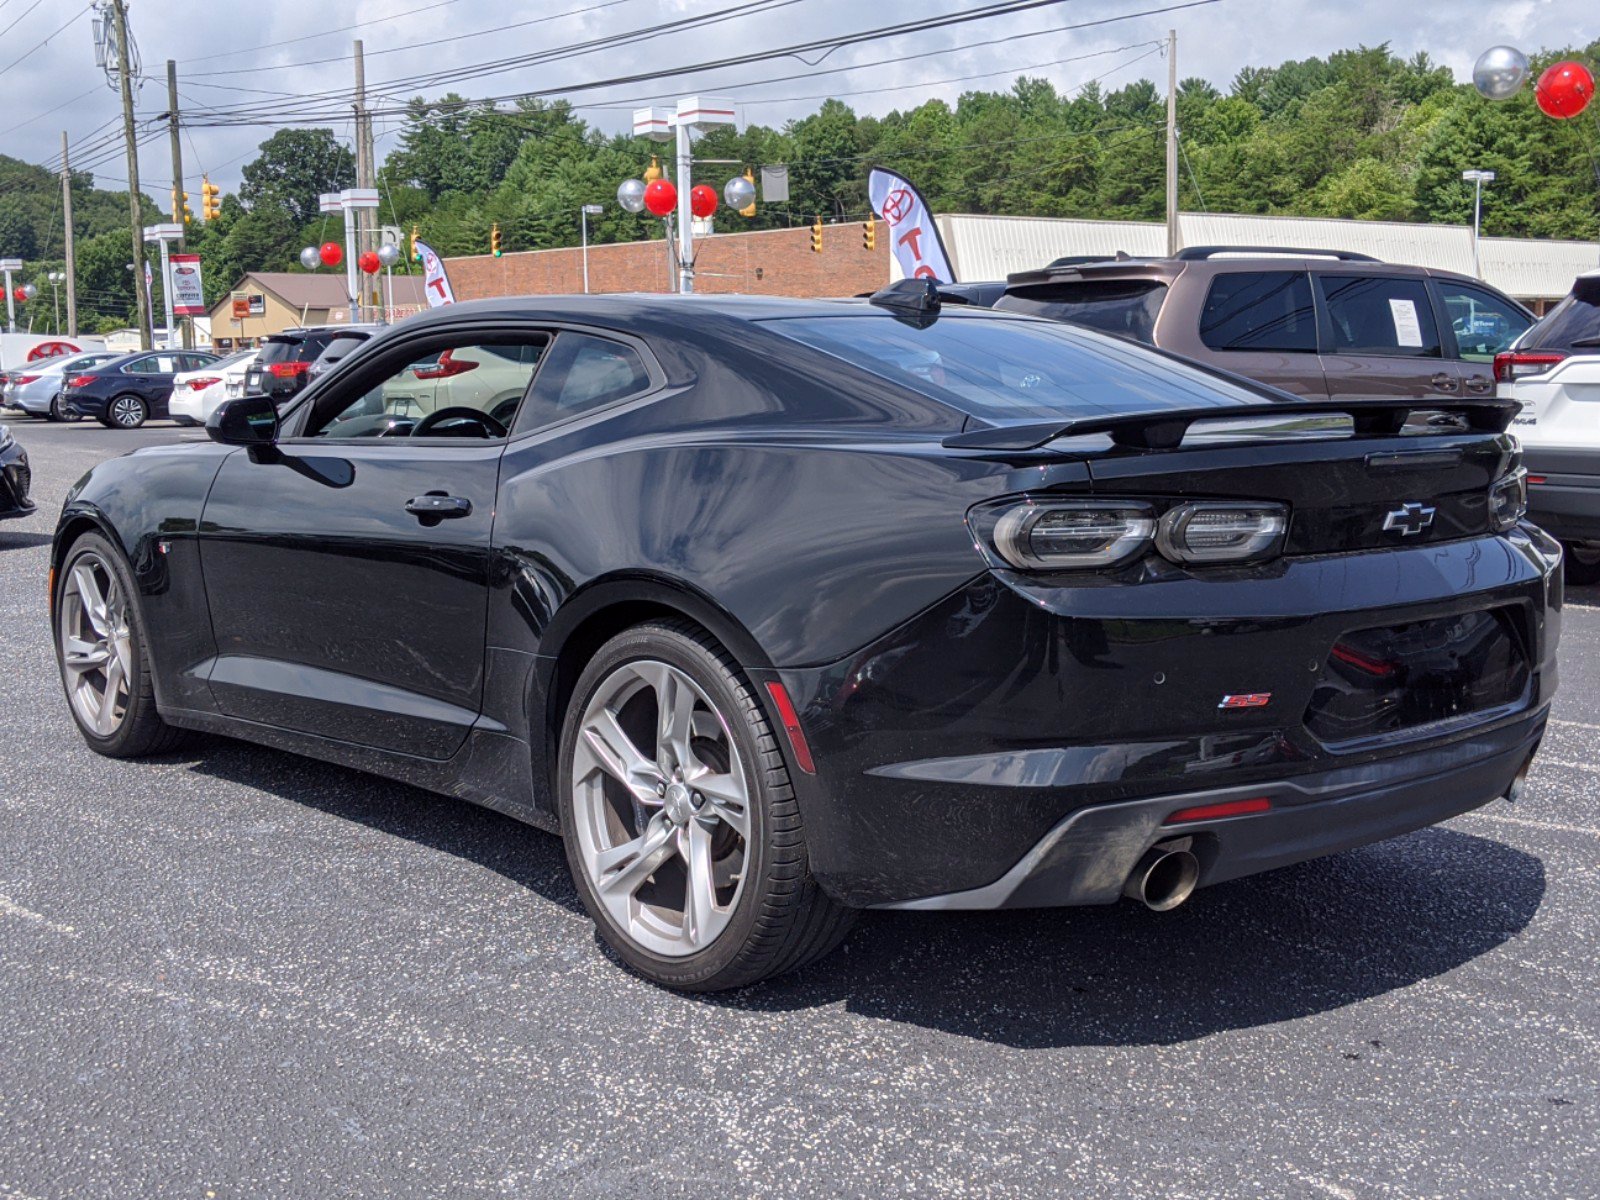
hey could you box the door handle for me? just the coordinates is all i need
[1464,374,1494,393]
[1430,373,1459,392]
[405,493,472,520]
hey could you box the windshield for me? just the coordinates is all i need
[44,352,117,375]
[1524,278,1600,352]
[765,313,1275,425]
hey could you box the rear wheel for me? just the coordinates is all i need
[1564,542,1600,586]
[109,394,148,429]
[47,394,79,422]
[54,532,187,758]
[558,620,854,991]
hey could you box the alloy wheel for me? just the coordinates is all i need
[59,553,133,737]
[570,659,752,958]
[111,396,145,428]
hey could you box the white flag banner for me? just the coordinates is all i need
[417,240,456,307]
[169,253,207,316]
[868,166,955,283]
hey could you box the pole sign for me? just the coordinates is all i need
[416,240,455,307]
[169,254,206,316]
[868,166,956,283]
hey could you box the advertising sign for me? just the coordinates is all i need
[416,240,456,307]
[170,254,207,316]
[868,166,956,283]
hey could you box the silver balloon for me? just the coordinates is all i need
[20,283,37,300]
[376,243,401,267]
[617,178,647,214]
[299,245,322,270]
[1473,45,1530,101]
[723,175,756,211]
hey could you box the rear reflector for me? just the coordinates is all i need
[1494,350,1567,382]
[763,681,816,775]
[1527,475,1547,485]
[1163,797,1272,825]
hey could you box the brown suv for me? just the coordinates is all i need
[996,246,1534,401]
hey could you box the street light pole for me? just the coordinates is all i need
[632,97,737,294]
[0,259,20,334]
[580,204,604,293]
[48,272,65,333]
[1462,168,1496,278]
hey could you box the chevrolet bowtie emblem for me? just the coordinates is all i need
[1383,502,1437,537]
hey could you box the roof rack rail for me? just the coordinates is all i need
[1174,245,1380,262]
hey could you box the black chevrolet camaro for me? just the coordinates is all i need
[50,286,1560,990]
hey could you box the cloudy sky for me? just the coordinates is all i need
[2,0,1591,193]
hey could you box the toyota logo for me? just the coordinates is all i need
[881,188,913,225]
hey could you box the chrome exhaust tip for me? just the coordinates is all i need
[1505,752,1537,804]
[1123,844,1201,912]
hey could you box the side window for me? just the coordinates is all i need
[1434,282,1531,362]
[513,332,653,435]
[1198,271,1317,352]
[1318,274,1441,358]
[123,357,156,374]
[310,337,547,440]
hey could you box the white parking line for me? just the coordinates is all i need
[1549,718,1600,732]
[1533,756,1600,773]
[1467,812,1600,837]
[0,895,79,938]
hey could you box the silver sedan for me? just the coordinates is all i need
[8,351,122,421]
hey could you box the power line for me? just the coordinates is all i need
[181,0,475,65]
[0,1,92,79]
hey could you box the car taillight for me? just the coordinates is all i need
[1156,501,1288,564]
[1494,350,1567,382]
[13,374,39,385]
[66,375,96,388]
[980,499,1157,569]
[1489,468,1528,532]
[185,377,221,391]
[412,349,478,380]
[268,361,310,378]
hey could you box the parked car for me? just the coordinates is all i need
[1496,269,1600,582]
[997,246,1534,401]
[306,328,381,385]
[246,326,382,403]
[5,351,124,421]
[0,333,107,381]
[51,287,1557,991]
[0,422,32,522]
[168,350,258,427]
[60,350,220,428]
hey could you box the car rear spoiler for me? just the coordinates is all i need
[942,398,1521,452]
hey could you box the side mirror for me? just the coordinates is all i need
[207,395,279,446]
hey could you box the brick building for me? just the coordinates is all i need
[444,225,889,300]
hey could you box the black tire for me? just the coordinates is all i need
[48,393,80,423]
[54,531,188,758]
[1563,542,1600,586]
[558,619,855,991]
[108,393,148,429]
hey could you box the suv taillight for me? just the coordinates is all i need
[412,349,478,380]
[66,375,96,389]
[1494,350,1567,382]
[268,361,310,378]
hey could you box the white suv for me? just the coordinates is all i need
[1499,269,1600,582]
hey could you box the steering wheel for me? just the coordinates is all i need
[409,406,507,439]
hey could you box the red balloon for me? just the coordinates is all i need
[319,241,344,268]
[1535,60,1594,119]
[358,250,382,275]
[643,178,677,217]
[11,288,23,303]
[690,184,718,219]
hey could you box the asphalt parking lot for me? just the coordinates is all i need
[1,417,1596,1199]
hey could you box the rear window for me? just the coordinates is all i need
[314,334,370,363]
[258,333,339,365]
[766,313,1273,425]
[1199,271,1317,352]
[995,279,1167,343]
[1524,277,1600,352]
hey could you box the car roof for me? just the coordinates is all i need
[1006,255,1495,290]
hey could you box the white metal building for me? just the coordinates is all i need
[924,212,1600,310]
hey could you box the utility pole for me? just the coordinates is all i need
[353,40,371,322]
[110,0,151,350]
[60,131,78,337]
[1165,28,1180,257]
[166,59,192,347]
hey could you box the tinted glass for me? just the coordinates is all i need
[995,279,1168,343]
[1523,278,1600,351]
[513,333,651,433]
[314,339,546,439]
[315,335,369,363]
[767,313,1275,424]
[1199,271,1317,352]
[254,340,297,366]
[1319,274,1440,358]
[1434,282,1530,361]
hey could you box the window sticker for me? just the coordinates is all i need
[1389,298,1424,348]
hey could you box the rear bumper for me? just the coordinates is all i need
[60,392,107,420]
[1522,445,1600,542]
[776,527,1563,908]
[877,707,1544,909]
[0,441,34,520]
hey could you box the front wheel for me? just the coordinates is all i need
[54,532,188,757]
[109,394,148,429]
[558,620,854,990]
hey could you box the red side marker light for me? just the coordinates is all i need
[1527,475,1547,486]
[764,681,816,775]
[1163,797,1272,825]
[1218,693,1272,709]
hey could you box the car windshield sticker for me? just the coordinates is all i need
[1389,298,1424,347]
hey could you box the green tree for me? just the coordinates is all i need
[239,129,356,225]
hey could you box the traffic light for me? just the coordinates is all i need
[862,214,876,252]
[491,223,502,257]
[172,188,192,224]
[200,178,221,221]
[410,224,421,262]
[810,216,823,254]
